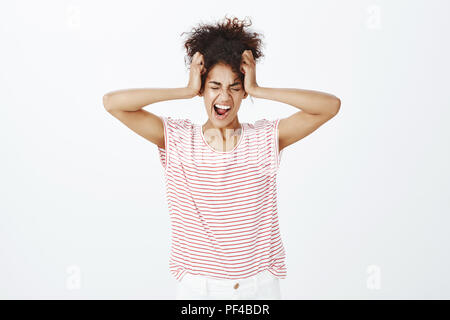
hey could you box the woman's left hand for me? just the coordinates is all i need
[240,50,259,96]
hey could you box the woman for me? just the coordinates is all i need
[103,16,341,300]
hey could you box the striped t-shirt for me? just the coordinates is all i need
[157,116,286,281]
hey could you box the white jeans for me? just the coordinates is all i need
[175,270,282,300]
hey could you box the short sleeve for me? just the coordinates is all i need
[156,116,193,171]
[274,118,284,171]
[255,118,283,172]
[157,116,169,170]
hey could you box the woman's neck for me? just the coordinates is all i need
[202,118,242,141]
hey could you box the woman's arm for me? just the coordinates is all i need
[102,87,196,149]
[250,86,340,115]
[103,87,196,112]
[102,52,205,149]
[240,50,340,151]
[250,86,341,152]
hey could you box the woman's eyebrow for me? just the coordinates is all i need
[208,81,241,87]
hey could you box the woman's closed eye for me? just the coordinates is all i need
[211,87,240,91]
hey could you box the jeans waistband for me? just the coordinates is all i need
[180,270,277,294]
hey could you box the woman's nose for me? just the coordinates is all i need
[218,88,231,98]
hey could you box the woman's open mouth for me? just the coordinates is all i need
[213,104,232,120]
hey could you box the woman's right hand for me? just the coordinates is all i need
[187,51,206,97]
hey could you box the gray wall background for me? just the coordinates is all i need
[1,0,449,299]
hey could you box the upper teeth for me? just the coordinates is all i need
[215,104,231,110]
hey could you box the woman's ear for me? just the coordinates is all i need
[243,91,248,99]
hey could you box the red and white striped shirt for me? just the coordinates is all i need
[157,116,286,281]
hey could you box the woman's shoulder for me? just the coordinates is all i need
[161,116,194,130]
[248,118,278,130]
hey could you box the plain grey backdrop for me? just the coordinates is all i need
[1,0,449,299]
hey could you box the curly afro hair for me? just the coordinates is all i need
[180,15,265,95]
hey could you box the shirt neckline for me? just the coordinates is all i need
[199,123,245,154]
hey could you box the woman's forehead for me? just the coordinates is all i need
[208,63,238,78]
